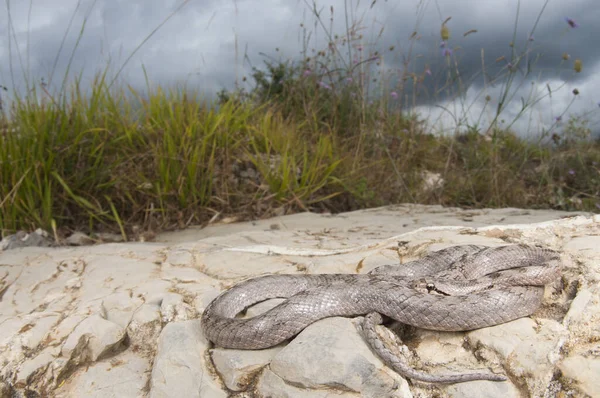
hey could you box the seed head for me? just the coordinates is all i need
[441,24,450,40]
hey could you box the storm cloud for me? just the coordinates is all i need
[1,0,598,136]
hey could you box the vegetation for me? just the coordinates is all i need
[1,0,598,240]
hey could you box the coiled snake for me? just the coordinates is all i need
[201,244,561,383]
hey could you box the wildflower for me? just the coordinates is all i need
[318,81,331,90]
[346,77,353,83]
[303,69,312,77]
[568,169,575,175]
[425,67,432,76]
[442,48,453,57]
[565,17,579,28]
[440,41,446,48]
[390,91,398,99]
[441,24,450,40]
[555,116,562,123]
[574,59,582,73]
[357,45,363,51]
[562,53,570,61]
[528,35,535,41]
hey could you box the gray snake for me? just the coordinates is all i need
[201,244,562,383]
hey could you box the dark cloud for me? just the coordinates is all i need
[1,0,598,135]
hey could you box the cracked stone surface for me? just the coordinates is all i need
[0,204,598,397]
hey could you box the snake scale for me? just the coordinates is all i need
[201,244,562,383]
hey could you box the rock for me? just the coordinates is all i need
[443,379,521,398]
[15,346,60,389]
[95,232,125,243]
[557,285,600,396]
[54,351,151,397]
[61,314,127,364]
[466,318,567,396]
[1,229,53,250]
[408,329,506,385]
[149,320,225,398]
[159,293,196,322]
[127,303,163,354]
[211,346,283,391]
[0,206,597,397]
[65,231,94,246]
[101,292,145,329]
[264,317,412,398]
[256,369,360,397]
[558,351,600,397]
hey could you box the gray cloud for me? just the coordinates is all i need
[1,0,598,136]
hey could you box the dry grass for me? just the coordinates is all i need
[1,0,598,239]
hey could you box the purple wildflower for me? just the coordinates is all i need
[565,17,579,28]
[425,68,432,76]
[346,77,353,83]
[390,91,398,99]
[568,169,575,175]
[555,116,562,122]
[440,41,446,48]
[303,69,311,77]
[442,48,453,57]
[318,81,331,90]
[528,35,535,41]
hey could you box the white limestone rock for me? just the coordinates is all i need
[264,317,412,398]
[149,320,226,398]
[0,206,597,397]
[211,346,284,391]
[60,314,127,364]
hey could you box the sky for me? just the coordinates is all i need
[1,0,599,138]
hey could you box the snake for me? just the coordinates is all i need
[201,244,562,383]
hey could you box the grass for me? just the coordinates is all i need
[0,0,598,240]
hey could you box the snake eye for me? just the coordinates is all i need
[426,283,436,292]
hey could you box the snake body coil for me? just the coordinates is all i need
[201,244,561,383]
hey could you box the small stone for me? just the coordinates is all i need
[95,232,124,243]
[65,232,94,246]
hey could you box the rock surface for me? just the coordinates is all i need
[0,204,598,397]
